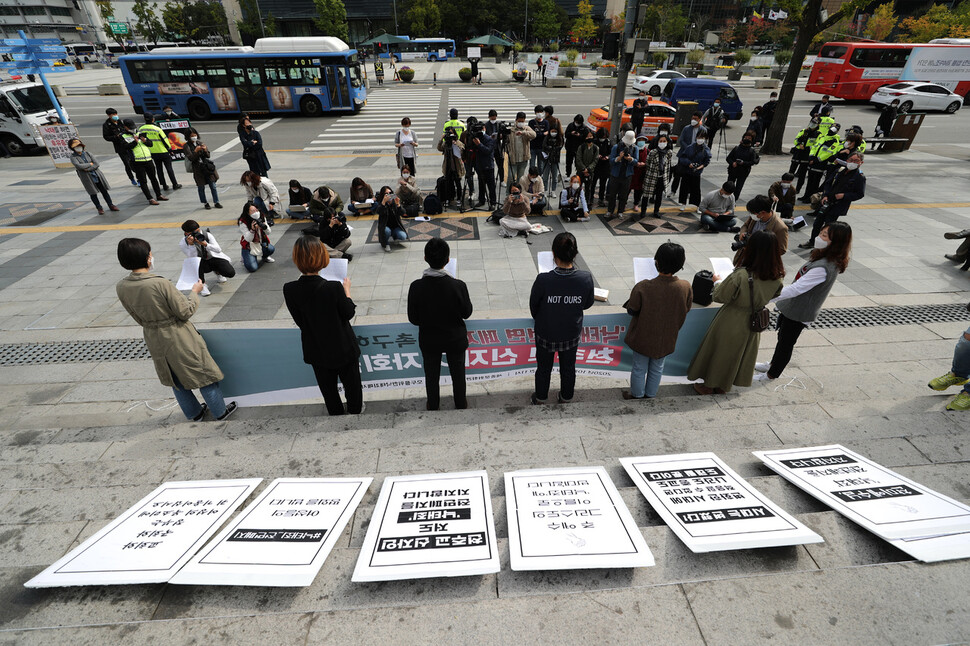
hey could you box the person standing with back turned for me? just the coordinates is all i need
[408,238,474,410]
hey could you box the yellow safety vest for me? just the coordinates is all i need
[137,124,171,154]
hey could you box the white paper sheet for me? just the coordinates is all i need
[319,258,349,283]
[444,258,457,277]
[25,479,262,588]
[633,257,659,283]
[537,251,555,274]
[176,257,202,290]
[710,257,735,279]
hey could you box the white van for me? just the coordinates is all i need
[0,81,71,156]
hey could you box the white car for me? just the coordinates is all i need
[632,70,685,97]
[870,82,963,114]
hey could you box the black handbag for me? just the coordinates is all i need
[692,270,714,306]
[748,274,771,332]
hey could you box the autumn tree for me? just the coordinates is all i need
[572,0,597,42]
[864,1,895,41]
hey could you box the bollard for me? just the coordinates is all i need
[433,72,436,86]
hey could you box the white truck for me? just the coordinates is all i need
[0,80,70,156]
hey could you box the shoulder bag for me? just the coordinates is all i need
[748,274,771,332]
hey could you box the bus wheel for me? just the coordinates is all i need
[300,95,323,117]
[899,100,913,113]
[945,101,961,114]
[187,99,212,121]
[428,55,437,62]
[1,135,24,156]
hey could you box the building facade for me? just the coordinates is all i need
[0,0,108,44]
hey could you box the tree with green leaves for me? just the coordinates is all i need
[760,0,871,155]
[190,1,231,43]
[572,0,597,42]
[96,0,130,51]
[313,0,349,41]
[237,0,275,40]
[162,0,188,40]
[532,0,561,42]
[406,0,441,36]
[864,1,895,41]
[638,0,688,43]
[132,0,166,45]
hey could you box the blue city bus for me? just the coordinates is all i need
[119,37,366,120]
[379,37,456,62]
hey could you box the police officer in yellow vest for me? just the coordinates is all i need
[800,121,841,203]
[789,116,822,196]
[138,113,181,191]
[123,118,167,205]
[443,108,464,139]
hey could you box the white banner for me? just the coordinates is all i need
[545,58,560,79]
[754,445,970,540]
[25,479,261,588]
[505,466,654,570]
[38,122,79,169]
[171,477,371,587]
[901,46,970,82]
[352,471,499,582]
[620,453,822,552]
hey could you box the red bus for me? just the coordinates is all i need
[807,41,970,103]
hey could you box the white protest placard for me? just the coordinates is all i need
[754,445,970,540]
[889,531,970,563]
[171,477,371,587]
[25,479,261,588]
[545,58,560,78]
[176,257,202,290]
[633,257,659,284]
[505,466,654,570]
[38,122,79,169]
[352,470,499,582]
[444,258,457,278]
[710,257,735,279]
[467,46,481,60]
[620,453,822,552]
[319,258,349,283]
[537,251,555,274]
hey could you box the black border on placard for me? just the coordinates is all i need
[511,470,640,559]
[633,457,798,539]
[760,447,970,526]
[54,484,253,574]
[367,474,494,568]
[196,479,365,567]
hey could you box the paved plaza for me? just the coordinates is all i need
[0,67,969,644]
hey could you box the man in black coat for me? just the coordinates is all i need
[407,238,474,410]
[102,108,137,186]
[800,152,866,249]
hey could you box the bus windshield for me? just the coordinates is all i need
[7,86,57,115]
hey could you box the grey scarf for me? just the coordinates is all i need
[423,268,450,278]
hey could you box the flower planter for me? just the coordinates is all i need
[597,67,615,77]
[596,77,616,88]
[548,77,572,88]
[398,68,415,83]
[727,70,743,81]
[771,69,784,80]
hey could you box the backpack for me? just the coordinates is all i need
[423,194,442,215]
[435,175,454,203]
[692,270,715,306]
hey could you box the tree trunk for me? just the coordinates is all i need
[761,0,821,155]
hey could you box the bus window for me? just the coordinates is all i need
[230,66,247,85]
[206,64,229,86]
[302,67,321,85]
[349,64,362,88]
[849,47,909,68]
[247,66,263,85]
[819,45,848,59]
[326,66,340,106]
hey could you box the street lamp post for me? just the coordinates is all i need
[524,0,528,43]
[392,0,398,35]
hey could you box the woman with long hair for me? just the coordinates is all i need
[238,115,271,176]
[237,201,276,272]
[240,170,280,224]
[347,177,375,216]
[395,116,418,176]
[688,230,785,394]
[184,127,221,209]
[755,222,852,382]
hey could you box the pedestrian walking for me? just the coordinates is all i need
[407,237,474,410]
[184,127,221,210]
[115,238,236,422]
[67,138,118,215]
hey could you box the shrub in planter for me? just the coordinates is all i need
[687,48,705,68]
[590,61,599,69]
[398,66,414,82]
[458,67,473,82]
[514,42,524,52]
[566,49,579,64]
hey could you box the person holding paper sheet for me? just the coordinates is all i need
[283,234,363,416]
[115,238,236,422]
[623,242,692,399]
[688,231,784,394]
[755,222,852,383]
[179,220,235,289]
[408,238,473,410]
[529,233,595,404]
[347,177,376,216]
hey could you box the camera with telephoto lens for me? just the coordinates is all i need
[256,218,269,232]
[496,120,512,137]
[444,131,458,143]
[730,234,746,252]
[469,122,486,137]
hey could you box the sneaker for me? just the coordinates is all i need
[680,203,689,211]
[214,203,223,209]
[577,216,589,222]
[200,285,211,296]
[946,392,970,411]
[131,179,139,186]
[754,362,771,373]
[530,393,546,405]
[216,401,237,420]
[384,244,391,252]
[216,275,228,283]
[928,372,970,391]
[204,203,211,210]
[343,253,353,262]
[752,372,774,383]
[263,256,275,263]
[191,403,208,422]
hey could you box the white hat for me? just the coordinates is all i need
[622,131,636,145]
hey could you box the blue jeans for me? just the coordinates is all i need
[171,370,227,420]
[241,243,275,272]
[542,158,560,194]
[630,350,666,398]
[530,149,543,174]
[952,326,970,394]
[700,213,737,232]
[197,182,219,204]
[384,226,408,242]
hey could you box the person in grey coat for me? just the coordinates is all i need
[68,137,119,215]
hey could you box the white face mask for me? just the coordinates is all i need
[657,141,668,150]
[291,188,299,193]
[846,162,859,170]
[571,182,580,189]
[781,182,791,189]
[249,209,259,217]
[690,119,698,126]
[72,146,83,153]
[814,237,829,249]
[190,136,198,142]
[148,254,155,270]
[402,126,410,132]
[516,121,525,128]
[402,173,410,179]
[696,139,706,146]
[489,118,497,123]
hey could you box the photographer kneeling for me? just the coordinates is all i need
[731,194,789,266]
[304,208,353,262]
[377,186,409,252]
[237,201,276,272]
[180,220,235,293]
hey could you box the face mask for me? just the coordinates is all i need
[249,209,259,217]
[657,142,667,150]
[402,126,410,131]
[571,182,580,189]
[846,162,859,171]
[516,121,525,128]
[814,237,829,250]
[148,255,155,270]
[511,192,520,198]
[574,120,581,126]
[696,139,706,146]
[490,118,497,123]
[111,115,119,121]
[402,173,410,179]
[72,146,83,152]
[535,112,543,118]
[164,111,172,116]
[714,103,720,108]
[291,188,300,193]
[751,116,757,121]
[190,136,198,142]
[636,141,646,149]
[781,182,791,189]
[829,128,838,134]
[690,119,698,126]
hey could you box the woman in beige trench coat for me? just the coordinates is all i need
[115,238,236,421]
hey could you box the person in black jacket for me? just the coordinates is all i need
[102,108,138,186]
[760,92,778,132]
[469,126,497,209]
[725,134,760,198]
[286,179,313,219]
[874,99,898,150]
[629,93,647,137]
[564,114,587,177]
[407,238,474,410]
[529,233,595,404]
[283,234,362,416]
[376,186,409,252]
[799,153,866,249]
[592,127,612,207]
